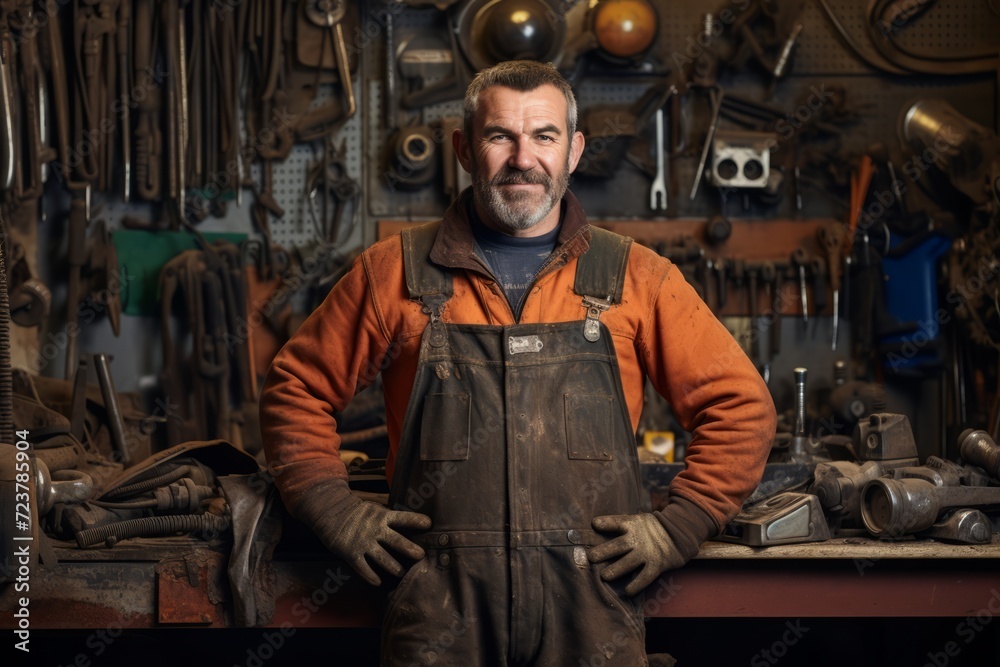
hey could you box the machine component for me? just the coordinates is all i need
[385,125,438,191]
[719,492,831,546]
[34,459,95,516]
[899,99,1000,205]
[591,0,658,61]
[709,130,774,189]
[649,108,667,211]
[812,460,887,527]
[94,478,217,513]
[810,413,920,528]
[958,429,1000,481]
[785,367,824,462]
[861,456,1000,538]
[856,412,920,460]
[921,509,993,545]
[705,216,732,246]
[459,0,565,72]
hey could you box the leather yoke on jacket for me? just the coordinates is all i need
[381,221,651,667]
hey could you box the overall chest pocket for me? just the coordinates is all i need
[420,393,471,461]
[564,394,614,460]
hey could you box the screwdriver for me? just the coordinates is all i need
[818,225,846,350]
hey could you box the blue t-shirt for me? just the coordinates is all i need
[470,207,561,319]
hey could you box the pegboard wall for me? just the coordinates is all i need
[95,0,999,250]
[361,0,999,226]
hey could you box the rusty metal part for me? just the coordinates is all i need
[43,3,90,195]
[133,0,162,201]
[9,278,51,327]
[79,220,123,337]
[93,353,129,467]
[155,551,229,626]
[8,4,52,203]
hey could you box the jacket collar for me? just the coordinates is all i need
[428,186,593,273]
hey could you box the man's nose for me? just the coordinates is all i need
[507,136,538,171]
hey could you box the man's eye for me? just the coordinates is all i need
[537,135,555,142]
[489,135,510,142]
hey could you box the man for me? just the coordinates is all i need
[261,61,776,666]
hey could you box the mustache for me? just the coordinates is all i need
[490,169,549,187]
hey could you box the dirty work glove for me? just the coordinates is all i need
[294,480,432,586]
[590,497,717,596]
[589,513,686,596]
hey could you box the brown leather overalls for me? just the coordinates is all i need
[382,223,650,667]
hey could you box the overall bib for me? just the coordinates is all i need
[382,223,650,667]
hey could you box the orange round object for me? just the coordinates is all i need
[593,0,658,59]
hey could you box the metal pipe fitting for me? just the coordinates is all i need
[861,477,1000,538]
[959,429,1000,480]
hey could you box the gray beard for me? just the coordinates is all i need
[472,161,570,233]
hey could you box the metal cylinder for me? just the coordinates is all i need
[900,99,990,180]
[93,353,130,467]
[959,429,1000,480]
[860,477,940,538]
[861,477,1000,538]
[793,367,807,437]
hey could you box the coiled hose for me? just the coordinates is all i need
[104,465,192,499]
[75,513,231,548]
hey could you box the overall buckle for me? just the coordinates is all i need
[582,296,611,342]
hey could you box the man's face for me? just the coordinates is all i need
[455,84,585,235]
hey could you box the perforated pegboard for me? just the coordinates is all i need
[102,0,1000,240]
[361,0,998,225]
[104,64,367,252]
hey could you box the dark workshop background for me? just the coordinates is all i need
[2,0,1000,665]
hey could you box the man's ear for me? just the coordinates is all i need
[453,128,473,174]
[567,130,585,174]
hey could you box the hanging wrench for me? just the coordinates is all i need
[306,0,355,119]
[649,108,667,211]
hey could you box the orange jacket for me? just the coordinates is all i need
[261,190,777,542]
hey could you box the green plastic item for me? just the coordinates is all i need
[112,229,248,316]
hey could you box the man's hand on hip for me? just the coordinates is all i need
[294,481,432,586]
[589,513,688,596]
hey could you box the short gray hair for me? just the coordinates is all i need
[463,60,578,140]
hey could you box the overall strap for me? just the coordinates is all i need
[401,221,453,348]
[573,226,633,342]
[402,220,453,300]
